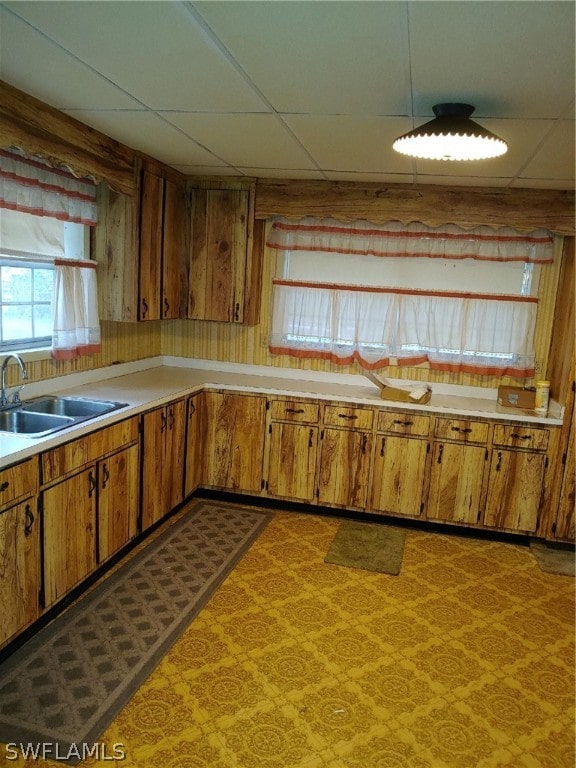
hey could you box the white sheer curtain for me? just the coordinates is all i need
[0,148,100,359]
[267,215,548,378]
[52,260,101,361]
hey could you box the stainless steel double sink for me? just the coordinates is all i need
[0,396,129,438]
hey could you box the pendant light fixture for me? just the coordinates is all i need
[392,103,508,161]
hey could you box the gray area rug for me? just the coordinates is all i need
[530,539,575,576]
[0,501,271,763]
[325,520,406,575]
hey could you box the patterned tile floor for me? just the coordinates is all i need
[5,502,575,767]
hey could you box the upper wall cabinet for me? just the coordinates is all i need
[95,164,189,322]
[188,185,261,324]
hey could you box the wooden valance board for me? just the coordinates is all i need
[0,80,137,196]
[254,179,575,235]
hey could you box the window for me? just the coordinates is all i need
[0,209,89,351]
[267,217,554,378]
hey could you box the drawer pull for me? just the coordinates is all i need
[451,427,473,434]
[393,419,413,427]
[0,481,9,492]
[286,408,305,414]
[338,414,358,420]
[510,433,532,441]
[24,504,34,537]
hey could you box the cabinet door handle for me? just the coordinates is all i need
[338,413,358,420]
[101,463,110,489]
[88,471,97,498]
[308,428,314,448]
[286,408,305,414]
[437,444,444,464]
[451,426,472,434]
[168,409,175,430]
[160,411,167,433]
[0,480,9,493]
[393,419,413,427]
[510,433,531,441]
[380,437,386,456]
[234,302,240,322]
[24,503,34,537]
[361,435,368,454]
[163,297,170,317]
[189,402,196,417]
[141,297,148,319]
[495,450,502,471]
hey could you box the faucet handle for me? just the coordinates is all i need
[10,386,25,405]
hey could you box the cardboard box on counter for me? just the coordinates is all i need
[365,371,432,404]
[497,386,536,409]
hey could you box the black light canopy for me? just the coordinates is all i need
[393,103,508,161]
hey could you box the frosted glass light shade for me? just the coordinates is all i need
[393,103,508,161]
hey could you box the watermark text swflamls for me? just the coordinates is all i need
[3,742,126,762]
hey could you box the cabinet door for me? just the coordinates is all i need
[204,392,266,493]
[0,499,40,648]
[165,399,187,512]
[162,178,189,319]
[141,407,168,531]
[427,443,485,524]
[267,422,318,502]
[317,428,372,509]
[484,449,546,533]
[98,444,140,563]
[43,468,97,608]
[139,170,164,320]
[184,393,206,497]
[371,435,428,517]
[189,189,249,322]
[554,422,575,540]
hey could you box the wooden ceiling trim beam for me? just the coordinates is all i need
[0,80,137,196]
[255,179,575,235]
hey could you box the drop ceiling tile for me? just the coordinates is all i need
[283,115,417,174]
[415,175,510,188]
[235,168,327,181]
[324,171,415,184]
[63,110,226,167]
[161,113,317,170]
[0,7,140,110]
[519,121,575,181]
[408,1,575,119]
[172,166,242,177]
[194,1,410,115]
[414,119,554,180]
[4,0,269,112]
[509,178,574,190]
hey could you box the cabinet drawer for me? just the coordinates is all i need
[42,417,139,484]
[493,424,549,451]
[377,411,430,436]
[434,417,489,444]
[270,400,319,424]
[323,404,374,430]
[0,458,37,508]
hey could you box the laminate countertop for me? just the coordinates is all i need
[0,357,563,468]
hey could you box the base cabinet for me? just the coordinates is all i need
[98,444,140,562]
[484,449,546,533]
[141,399,186,531]
[426,442,486,525]
[0,497,40,648]
[204,392,266,493]
[184,393,206,498]
[371,435,428,517]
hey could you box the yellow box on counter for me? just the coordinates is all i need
[497,386,536,409]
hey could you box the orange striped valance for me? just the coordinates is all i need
[267,217,554,264]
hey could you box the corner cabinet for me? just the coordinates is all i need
[188,185,261,324]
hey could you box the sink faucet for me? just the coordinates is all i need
[0,354,28,408]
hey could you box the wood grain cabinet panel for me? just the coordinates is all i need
[377,411,430,437]
[184,392,206,498]
[493,424,549,451]
[0,458,37,508]
[43,467,97,608]
[203,392,266,493]
[267,421,318,502]
[0,498,40,648]
[141,399,186,531]
[98,444,140,563]
[371,434,428,517]
[323,404,374,431]
[317,427,372,509]
[426,442,486,525]
[270,400,319,424]
[484,449,546,533]
[434,417,489,444]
